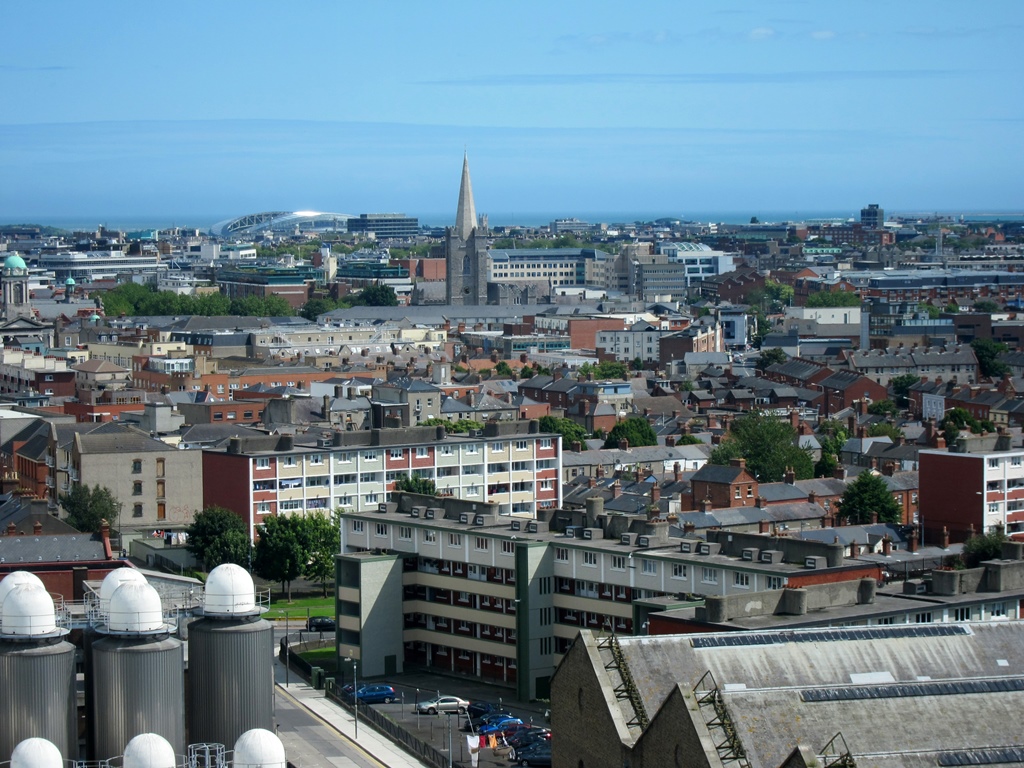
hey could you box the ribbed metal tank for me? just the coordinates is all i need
[90,635,185,762]
[0,639,76,762]
[187,617,273,748]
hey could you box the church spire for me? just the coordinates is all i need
[454,152,477,241]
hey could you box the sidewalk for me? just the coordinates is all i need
[273,657,434,768]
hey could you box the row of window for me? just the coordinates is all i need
[252,439,553,469]
[352,521,517,554]
[556,548,786,589]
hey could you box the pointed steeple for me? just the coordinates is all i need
[454,152,477,241]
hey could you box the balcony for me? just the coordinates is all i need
[45,456,54,468]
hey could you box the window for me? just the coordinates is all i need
[540,438,552,448]
[280,500,302,511]
[132,482,143,496]
[583,551,597,566]
[309,454,323,465]
[1013,457,1022,467]
[226,411,236,420]
[734,487,741,499]
[156,480,165,499]
[390,448,404,459]
[875,616,895,625]
[132,504,143,518]
[989,458,1000,468]
[416,446,429,458]
[448,533,462,547]
[516,440,528,451]
[914,611,933,624]
[642,560,657,575]
[990,602,1007,618]
[282,457,297,467]
[555,547,569,562]
[375,523,388,537]
[701,567,718,584]
[398,526,412,541]
[767,576,785,590]
[422,530,437,544]
[255,457,270,469]
[475,537,490,552]
[362,451,379,461]
[611,556,626,570]
[954,607,972,622]
[351,520,365,533]
[363,493,379,504]
[131,459,142,474]
[672,563,687,579]
[733,572,750,588]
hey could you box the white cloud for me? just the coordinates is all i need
[811,30,836,40]
[749,27,776,41]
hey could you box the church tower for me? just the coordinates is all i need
[445,154,488,305]
[2,254,32,321]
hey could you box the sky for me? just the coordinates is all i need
[1,1,1022,228]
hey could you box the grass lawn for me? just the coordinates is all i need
[264,594,335,621]
[297,645,339,674]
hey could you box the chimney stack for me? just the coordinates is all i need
[683,521,696,534]
[859,399,869,416]
[7,521,16,536]
[909,526,919,553]
[882,535,892,556]
[651,483,661,504]
[784,467,795,484]
[673,462,682,483]
[730,457,746,469]
[833,464,848,481]
[870,511,878,525]
[619,439,629,451]
[700,498,712,514]
[758,518,770,534]
[941,526,950,549]
[33,520,42,535]
[612,481,622,499]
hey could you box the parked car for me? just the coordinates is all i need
[416,695,470,714]
[306,616,335,632]
[515,741,552,766]
[465,710,514,731]
[346,684,397,704]
[508,730,551,761]
[467,701,501,721]
[479,716,522,735]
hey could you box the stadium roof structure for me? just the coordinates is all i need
[210,211,354,239]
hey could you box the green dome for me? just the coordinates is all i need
[65,277,76,286]
[3,254,27,271]
[90,313,100,322]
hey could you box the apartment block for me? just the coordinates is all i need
[202,422,562,544]
[336,497,880,700]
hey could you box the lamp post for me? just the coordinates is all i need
[345,657,358,739]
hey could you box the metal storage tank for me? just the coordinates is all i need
[91,581,185,762]
[9,738,64,768]
[188,564,273,748]
[0,581,76,762]
[232,729,286,768]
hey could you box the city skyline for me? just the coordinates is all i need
[1,1,1022,224]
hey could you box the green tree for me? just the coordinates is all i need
[962,529,1008,567]
[890,373,920,408]
[916,302,940,320]
[494,360,513,377]
[303,511,341,598]
[419,418,483,434]
[837,471,902,524]
[868,399,898,416]
[253,514,307,601]
[806,291,861,308]
[709,410,813,482]
[971,338,1009,378]
[945,302,960,314]
[61,484,123,534]
[185,506,251,570]
[539,416,588,447]
[299,297,339,321]
[394,474,439,496]
[603,417,658,449]
[756,347,788,370]
[973,299,1000,313]
[631,357,644,371]
[867,422,904,440]
[353,283,398,307]
[675,434,704,445]
[580,360,629,380]
[814,452,840,479]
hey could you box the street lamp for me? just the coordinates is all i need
[345,657,358,738]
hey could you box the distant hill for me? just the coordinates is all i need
[0,223,70,237]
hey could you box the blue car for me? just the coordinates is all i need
[478,716,522,735]
[346,684,397,704]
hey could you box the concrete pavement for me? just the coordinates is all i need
[273,655,435,768]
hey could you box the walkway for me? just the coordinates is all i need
[273,655,434,768]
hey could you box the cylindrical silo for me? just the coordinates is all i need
[188,564,273,748]
[0,581,76,763]
[91,581,184,762]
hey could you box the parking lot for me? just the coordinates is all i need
[340,671,551,767]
